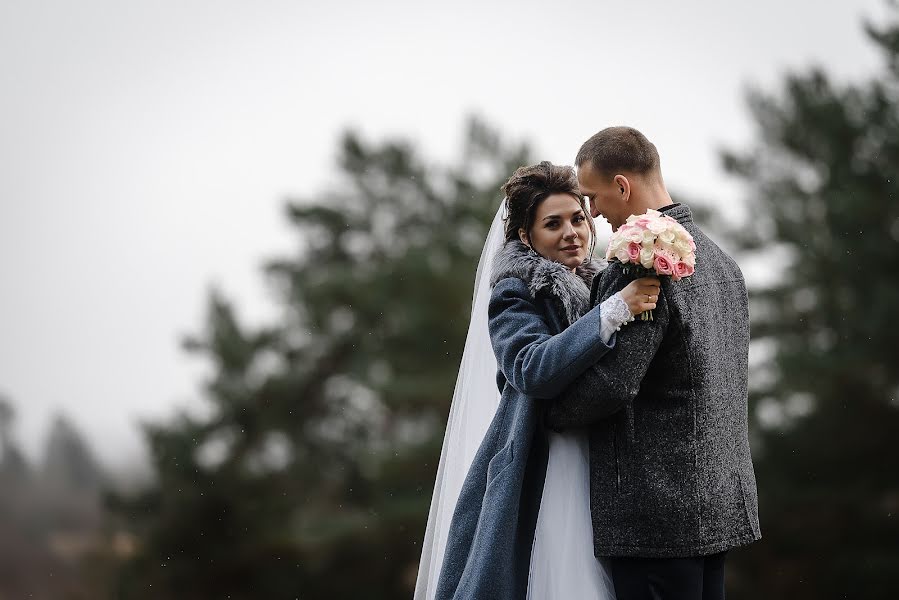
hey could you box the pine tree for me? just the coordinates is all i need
[721,10,899,599]
[42,414,105,493]
[0,396,29,484]
[112,118,532,599]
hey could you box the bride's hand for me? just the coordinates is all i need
[620,277,661,315]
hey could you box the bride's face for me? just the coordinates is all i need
[519,193,591,271]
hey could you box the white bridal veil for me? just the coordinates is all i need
[413,201,506,600]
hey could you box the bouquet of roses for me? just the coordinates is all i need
[606,209,697,320]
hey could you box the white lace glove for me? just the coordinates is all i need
[599,292,635,343]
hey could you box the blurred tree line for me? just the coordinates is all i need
[0,396,112,599]
[718,11,899,599]
[107,119,532,599]
[92,8,899,599]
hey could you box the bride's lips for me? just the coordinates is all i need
[561,245,581,254]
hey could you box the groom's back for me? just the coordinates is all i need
[644,218,758,549]
[583,206,762,557]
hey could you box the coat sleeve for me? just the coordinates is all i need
[488,277,615,400]
[545,266,670,430]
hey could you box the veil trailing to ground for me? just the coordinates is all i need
[413,201,506,600]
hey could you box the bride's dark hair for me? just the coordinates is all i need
[500,161,596,258]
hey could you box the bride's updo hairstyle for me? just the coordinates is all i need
[500,161,596,258]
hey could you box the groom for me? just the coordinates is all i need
[546,127,761,599]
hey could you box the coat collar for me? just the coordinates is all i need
[490,240,606,325]
[659,203,693,225]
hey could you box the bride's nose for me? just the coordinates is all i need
[563,224,578,239]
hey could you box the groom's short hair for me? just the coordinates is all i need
[576,126,661,179]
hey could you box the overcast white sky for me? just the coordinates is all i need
[0,0,891,470]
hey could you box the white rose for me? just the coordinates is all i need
[609,235,626,253]
[647,216,668,234]
[674,239,692,256]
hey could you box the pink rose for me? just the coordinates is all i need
[675,261,694,279]
[653,252,675,275]
[627,241,641,262]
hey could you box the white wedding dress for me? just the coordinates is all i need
[527,431,616,599]
[414,201,617,600]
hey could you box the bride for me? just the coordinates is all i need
[414,161,659,599]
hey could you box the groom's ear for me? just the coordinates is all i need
[614,174,631,201]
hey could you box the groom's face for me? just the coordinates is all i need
[577,162,626,231]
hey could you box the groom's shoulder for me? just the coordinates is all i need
[691,226,745,284]
[663,204,742,281]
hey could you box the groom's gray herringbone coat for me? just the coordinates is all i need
[547,204,762,558]
[435,241,612,600]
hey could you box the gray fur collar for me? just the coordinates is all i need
[490,240,606,325]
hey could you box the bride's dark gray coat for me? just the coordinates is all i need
[435,241,613,600]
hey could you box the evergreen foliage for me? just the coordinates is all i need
[113,11,899,597]
[113,118,531,599]
[720,12,899,599]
